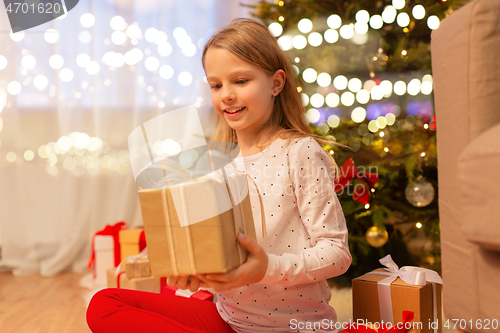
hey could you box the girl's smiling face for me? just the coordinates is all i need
[205,47,282,137]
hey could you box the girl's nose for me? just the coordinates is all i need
[221,87,235,103]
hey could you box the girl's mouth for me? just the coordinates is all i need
[224,106,245,115]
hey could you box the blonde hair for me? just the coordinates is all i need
[202,18,344,152]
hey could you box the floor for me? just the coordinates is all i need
[0,270,457,333]
[0,271,92,333]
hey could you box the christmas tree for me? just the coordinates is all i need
[248,0,468,285]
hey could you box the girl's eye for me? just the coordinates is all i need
[211,84,221,89]
[236,79,247,84]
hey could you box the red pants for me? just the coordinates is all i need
[86,288,237,333]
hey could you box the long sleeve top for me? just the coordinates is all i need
[217,137,352,333]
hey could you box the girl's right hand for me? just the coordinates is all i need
[166,275,201,293]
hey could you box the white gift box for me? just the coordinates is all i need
[93,235,117,285]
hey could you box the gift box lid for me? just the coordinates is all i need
[94,235,115,251]
[354,269,432,289]
[124,255,149,264]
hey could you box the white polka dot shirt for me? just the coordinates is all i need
[217,137,352,333]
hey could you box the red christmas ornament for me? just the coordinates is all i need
[334,158,379,204]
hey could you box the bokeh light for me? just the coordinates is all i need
[310,93,324,108]
[159,65,174,79]
[21,55,36,70]
[49,54,64,69]
[394,81,406,95]
[324,29,339,43]
[111,31,127,45]
[302,68,317,83]
[145,56,160,71]
[292,35,307,49]
[317,73,331,87]
[327,14,342,29]
[44,29,59,43]
[79,31,92,44]
[348,78,362,92]
[80,13,95,28]
[298,18,313,33]
[412,5,426,20]
[341,92,355,106]
[333,75,348,90]
[356,10,370,23]
[110,16,126,30]
[59,68,74,82]
[427,16,440,30]
[10,30,25,42]
[351,107,366,123]
[369,15,383,29]
[268,22,283,37]
[7,81,22,95]
[33,75,48,91]
[308,32,323,47]
[339,25,354,39]
[397,13,410,27]
[326,93,340,107]
[178,72,193,86]
[382,6,397,24]
[356,89,370,104]
[327,115,340,128]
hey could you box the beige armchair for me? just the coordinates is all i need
[431,0,500,332]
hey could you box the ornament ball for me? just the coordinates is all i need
[365,226,389,247]
[405,175,435,207]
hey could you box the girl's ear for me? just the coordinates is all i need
[271,69,286,96]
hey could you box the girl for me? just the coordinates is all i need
[87,18,351,333]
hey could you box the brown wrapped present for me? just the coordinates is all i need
[353,255,443,333]
[124,253,151,279]
[107,268,165,293]
[138,169,259,277]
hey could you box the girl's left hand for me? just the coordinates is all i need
[195,233,268,292]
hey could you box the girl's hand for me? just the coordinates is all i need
[195,233,268,292]
[166,275,201,293]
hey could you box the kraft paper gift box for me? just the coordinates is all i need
[138,168,259,277]
[124,253,151,279]
[107,268,166,293]
[352,255,443,333]
[119,228,146,261]
[128,105,261,277]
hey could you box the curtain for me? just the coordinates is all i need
[0,0,259,276]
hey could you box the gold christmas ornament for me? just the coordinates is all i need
[365,226,388,247]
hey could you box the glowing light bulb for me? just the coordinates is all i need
[269,22,283,37]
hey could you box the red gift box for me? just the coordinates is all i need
[161,285,214,302]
